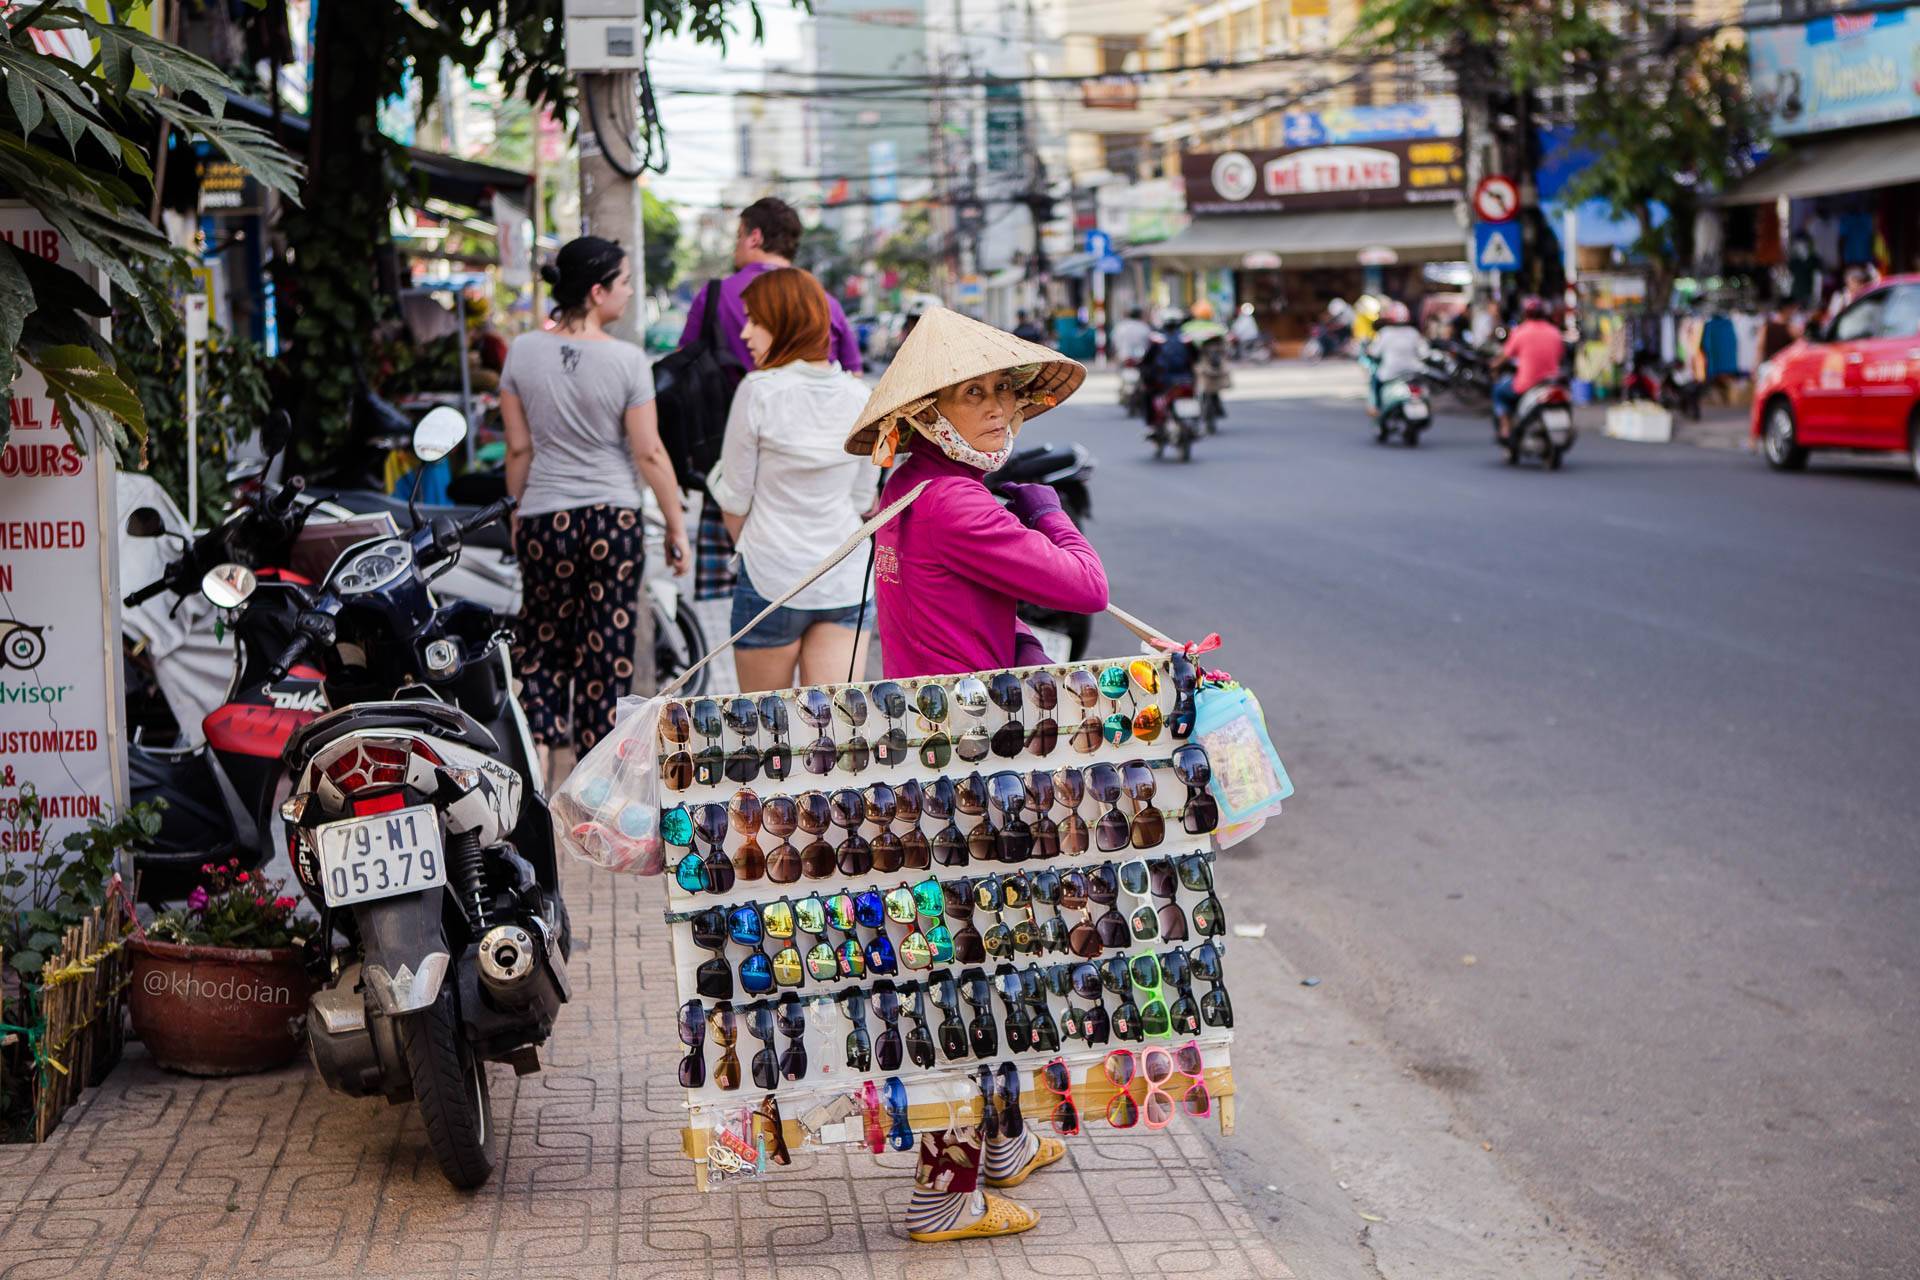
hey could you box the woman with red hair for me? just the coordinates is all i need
[707,266,879,691]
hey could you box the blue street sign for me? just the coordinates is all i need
[1085,229,1112,257]
[1098,253,1125,275]
[1472,221,1523,273]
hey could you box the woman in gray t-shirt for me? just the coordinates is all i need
[500,236,691,758]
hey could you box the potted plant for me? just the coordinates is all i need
[128,859,316,1076]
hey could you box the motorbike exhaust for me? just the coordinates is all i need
[476,922,570,1015]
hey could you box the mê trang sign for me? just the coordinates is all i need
[1183,137,1464,214]
[0,203,127,864]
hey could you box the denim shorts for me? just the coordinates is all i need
[730,565,872,649]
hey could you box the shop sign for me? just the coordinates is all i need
[0,206,126,865]
[196,157,261,215]
[1749,5,1920,136]
[1184,138,1463,214]
[1242,251,1282,269]
[1081,78,1139,111]
[986,80,1024,176]
[1277,98,1462,147]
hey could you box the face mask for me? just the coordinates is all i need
[919,410,1022,472]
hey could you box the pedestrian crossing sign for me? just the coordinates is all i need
[1473,221,1522,273]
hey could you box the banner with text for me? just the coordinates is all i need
[1182,137,1464,215]
[0,205,126,865]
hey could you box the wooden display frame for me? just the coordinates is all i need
[657,653,1238,1188]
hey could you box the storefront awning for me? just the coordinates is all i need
[1718,121,1920,205]
[1123,205,1463,269]
[221,92,533,208]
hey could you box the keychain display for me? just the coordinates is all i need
[629,650,1276,1188]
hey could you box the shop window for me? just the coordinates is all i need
[1103,134,1147,174]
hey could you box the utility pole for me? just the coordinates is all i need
[575,63,653,694]
[577,69,646,346]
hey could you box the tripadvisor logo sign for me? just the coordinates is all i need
[0,680,72,705]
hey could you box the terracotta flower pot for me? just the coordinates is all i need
[127,936,314,1076]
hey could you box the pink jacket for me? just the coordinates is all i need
[874,449,1109,679]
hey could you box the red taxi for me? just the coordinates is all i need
[1753,276,1920,480]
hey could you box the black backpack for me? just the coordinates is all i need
[651,279,742,487]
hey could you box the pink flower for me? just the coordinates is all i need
[187,886,208,911]
[236,871,250,883]
[274,897,298,910]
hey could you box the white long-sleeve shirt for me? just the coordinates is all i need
[707,361,879,609]
[1368,325,1429,383]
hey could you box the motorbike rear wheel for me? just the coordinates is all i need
[1178,430,1193,463]
[400,985,498,1189]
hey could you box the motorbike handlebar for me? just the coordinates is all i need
[266,634,310,684]
[266,474,306,515]
[123,577,172,608]
[459,495,516,538]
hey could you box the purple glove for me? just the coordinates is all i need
[1001,482,1063,526]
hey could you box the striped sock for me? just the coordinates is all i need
[984,1130,1039,1182]
[906,1187,985,1236]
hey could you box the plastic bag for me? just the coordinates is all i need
[1193,683,1293,826]
[550,694,667,875]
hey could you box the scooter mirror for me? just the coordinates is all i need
[201,563,258,610]
[412,406,468,463]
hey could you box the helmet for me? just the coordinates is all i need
[1521,296,1550,320]
[1386,301,1411,325]
[1190,299,1215,320]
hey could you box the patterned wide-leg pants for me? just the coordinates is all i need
[512,503,643,754]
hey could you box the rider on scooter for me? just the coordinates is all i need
[1493,297,1564,442]
[1366,301,1426,414]
[1141,311,1194,432]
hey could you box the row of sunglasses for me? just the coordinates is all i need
[706,1041,1210,1169]
[677,947,1234,1092]
[665,749,1217,897]
[684,856,1226,1001]
[659,656,1200,789]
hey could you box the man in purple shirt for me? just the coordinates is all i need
[679,196,863,379]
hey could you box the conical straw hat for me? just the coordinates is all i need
[844,307,1086,458]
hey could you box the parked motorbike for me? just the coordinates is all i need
[222,410,567,1190]
[1430,338,1496,404]
[121,413,337,905]
[1621,352,1702,421]
[1496,377,1577,469]
[987,441,1096,660]
[326,467,710,695]
[1376,375,1432,447]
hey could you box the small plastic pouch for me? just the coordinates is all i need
[551,694,668,874]
[1191,683,1292,825]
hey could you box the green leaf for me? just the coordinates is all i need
[21,342,146,446]
[25,930,60,953]
[5,57,46,137]
[0,241,32,424]
[12,950,45,975]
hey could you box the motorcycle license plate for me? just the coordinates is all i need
[316,805,446,907]
[1543,408,1573,439]
[1404,401,1430,420]
[1172,397,1201,419]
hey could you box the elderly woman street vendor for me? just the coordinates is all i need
[843,306,1108,1241]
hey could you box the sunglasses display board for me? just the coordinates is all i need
[649,652,1246,1189]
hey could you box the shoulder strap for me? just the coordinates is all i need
[656,481,1179,698]
[698,279,723,347]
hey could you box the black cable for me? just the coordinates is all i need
[848,471,888,685]
[583,71,647,180]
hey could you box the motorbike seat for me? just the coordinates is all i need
[286,698,500,765]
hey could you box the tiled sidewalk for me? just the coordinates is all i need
[0,855,1292,1280]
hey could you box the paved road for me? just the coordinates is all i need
[1040,364,1920,1279]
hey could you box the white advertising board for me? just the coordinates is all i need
[0,204,127,865]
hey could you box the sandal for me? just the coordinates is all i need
[908,1191,1040,1243]
[985,1135,1066,1189]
